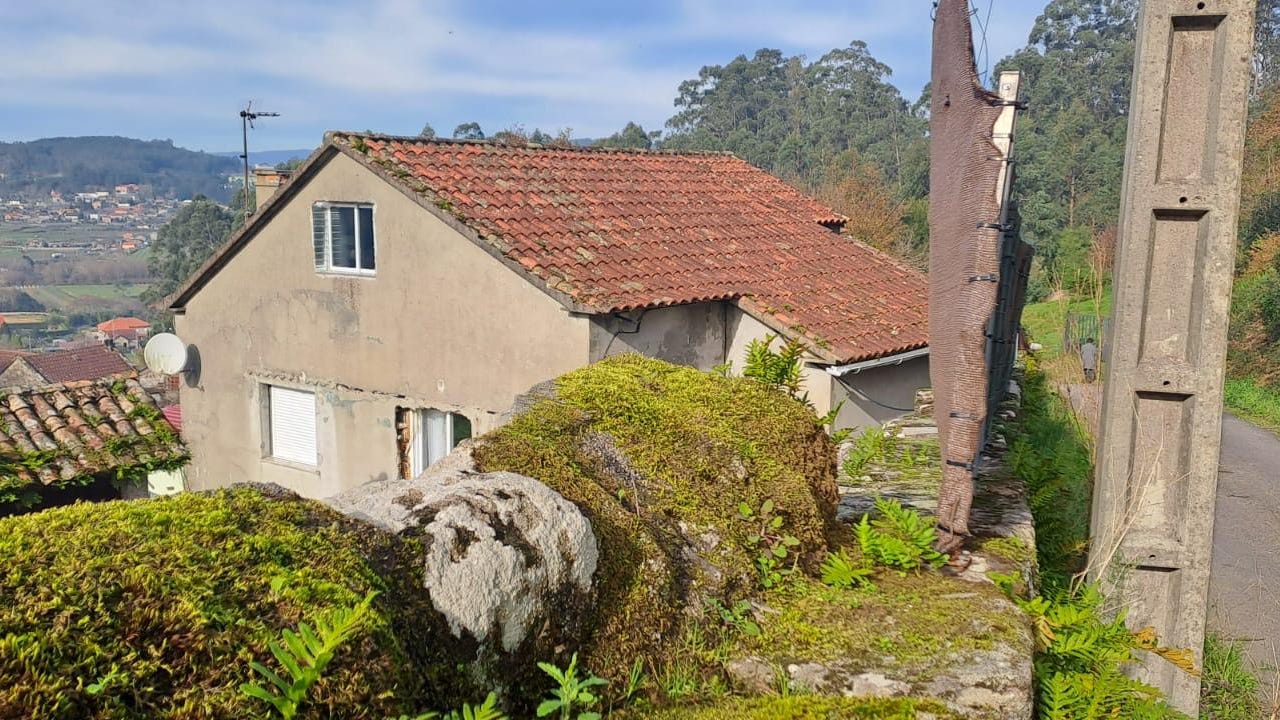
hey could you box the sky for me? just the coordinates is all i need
[0,1,1044,154]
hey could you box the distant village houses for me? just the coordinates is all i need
[94,317,151,348]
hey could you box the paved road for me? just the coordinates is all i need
[1210,414,1280,699]
[1062,385,1279,698]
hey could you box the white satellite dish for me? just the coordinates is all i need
[144,333,189,374]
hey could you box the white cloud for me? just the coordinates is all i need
[0,0,1045,147]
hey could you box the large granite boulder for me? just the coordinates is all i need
[326,449,598,699]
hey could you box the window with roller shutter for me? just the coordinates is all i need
[267,386,317,466]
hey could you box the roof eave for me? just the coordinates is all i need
[329,140,599,316]
[165,143,340,311]
[733,297,842,364]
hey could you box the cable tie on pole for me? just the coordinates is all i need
[946,459,975,471]
[990,99,1028,109]
[949,411,977,420]
[968,274,999,283]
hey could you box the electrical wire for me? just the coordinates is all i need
[970,0,996,86]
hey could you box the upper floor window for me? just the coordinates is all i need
[312,202,375,274]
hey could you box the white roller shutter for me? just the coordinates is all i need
[269,386,317,466]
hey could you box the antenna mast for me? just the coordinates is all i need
[239,102,280,220]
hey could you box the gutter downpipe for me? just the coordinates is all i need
[823,346,930,377]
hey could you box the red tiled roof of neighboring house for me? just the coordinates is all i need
[23,346,135,384]
[0,378,184,488]
[170,135,930,364]
[96,317,150,334]
[0,349,32,374]
[161,404,182,433]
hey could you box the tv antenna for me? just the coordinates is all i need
[239,101,280,220]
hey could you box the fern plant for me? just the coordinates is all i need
[241,591,377,719]
[742,334,806,399]
[819,550,875,590]
[1015,561,1192,719]
[856,497,947,571]
[842,427,892,477]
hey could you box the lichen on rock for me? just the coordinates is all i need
[326,451,598,705]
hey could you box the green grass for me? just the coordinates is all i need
[1200,633,1264,720]
[24,284,149,309]
[1223,376,1280,434]
[1021,289,1113,358]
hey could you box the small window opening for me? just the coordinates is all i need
[396,408,472,479]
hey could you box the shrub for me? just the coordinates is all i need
[0,487,418,718]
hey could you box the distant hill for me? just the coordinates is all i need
[214,148,315,167]
[0,137,238,201]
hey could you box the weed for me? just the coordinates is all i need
[658,662,699,701]
[1199,633,1262,720]
[738,500,801,588]
[620,658,647,706]
[537,653,608,720]
[705,598,761,637]
[395,694,507,720]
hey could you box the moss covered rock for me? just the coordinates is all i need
[0,486,421,719]
[627,696,960,719]
[473,355,840,680]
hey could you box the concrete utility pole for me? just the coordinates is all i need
[1089,0,1256,714]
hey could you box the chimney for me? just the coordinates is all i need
[253,167,291,211]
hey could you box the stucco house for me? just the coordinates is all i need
[167,133,929,498]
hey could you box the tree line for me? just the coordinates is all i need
[0,137,239,202]
[151,0,1280,298]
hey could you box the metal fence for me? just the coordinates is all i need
[1063,312,1110,355]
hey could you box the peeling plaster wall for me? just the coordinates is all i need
[175,151,590,497]
[588,303,728,370]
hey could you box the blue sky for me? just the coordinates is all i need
[0,1,1044,153]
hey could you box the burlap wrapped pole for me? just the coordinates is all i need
[928,0,1008,544]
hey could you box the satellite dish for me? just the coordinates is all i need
[144,333,189,374]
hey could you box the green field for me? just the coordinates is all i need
[0,312,49,325]
[23,284,148,307]
[0,223,129,246]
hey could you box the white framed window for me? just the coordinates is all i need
[266,386,317,466]
[312,202,375,274]
[396,408,472,479]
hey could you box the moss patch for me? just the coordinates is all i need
[726,574,1027,681]
[0,487,420,718]
[978,536,1034,565]
[628,695,960,719]
[473,355,839,680]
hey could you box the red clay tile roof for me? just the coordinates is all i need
[161,404,183,433]
[335,134,928,363]
[23,346,135,384]
[0,350,32,375]
[97,317,150,334]
[0,378,184,488]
